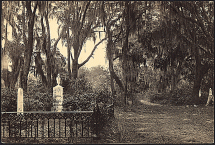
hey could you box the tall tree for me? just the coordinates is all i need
[22,1,38,92]
[56,1,106,80]
[102,1,148,106]
[101,1,125,103]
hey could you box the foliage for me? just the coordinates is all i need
[61,68,96,111]
[86,66,111,91]
[1,88,17,112]
[25,75,53,111]
[62,68,93,95]
[150,80,209,105]
[63,93,96,111]
[24,92,53,111]
[62,66,113,111]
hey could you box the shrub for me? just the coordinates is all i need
[95,89,111,104]
[24,92,53,111]
[62,77,93,96]
[24,78,53,111]
[150,85,193,105]
[1,88,17,112]
[63,93,96,111]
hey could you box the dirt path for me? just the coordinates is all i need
[115,98,214,144]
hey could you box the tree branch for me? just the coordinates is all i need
[111,70,124,91]
[5,17,22,35]
[77,22,93,57]
[113,54,122,61]
[70,50,74,61]
[170,3,213,43]
[79,1,91,33]
[78,37,107,68]
[113,30,122,43]
[22,1,27,46]
[53,32,63,55]
[108,14,123,27]
[32,2,38,17]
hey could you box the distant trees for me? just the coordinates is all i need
[1,1,213,105]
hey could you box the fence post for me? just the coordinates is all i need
[92,104,101,140]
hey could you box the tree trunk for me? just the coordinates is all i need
[52,72,58,87]
[44,12,52,91]
[171,69,175,91]
[72,59,78,80]
[106,29,115,104]
[72,38,79,80]
[22,1,37,92]
[35,53,48,87]
[192,55,210,104]
[122,1,130,106]
[192,43,202,105]
[67,27,71,79]
[23,20,34,92]
[108,52,115,104]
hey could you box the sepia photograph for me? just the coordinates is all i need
[1,1,214,144]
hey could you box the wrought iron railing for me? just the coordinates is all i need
[1,104,114,143]
[1,111,93,139]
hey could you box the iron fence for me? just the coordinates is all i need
[1,104,114,143]
[1,111,95,140]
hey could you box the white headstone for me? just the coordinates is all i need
[17,88,23,115]
[199,89,201,97]
[52,74,63,112]
[209,88,212,96]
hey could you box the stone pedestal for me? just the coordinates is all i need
[52,85,63,112]
[17,88,23,115]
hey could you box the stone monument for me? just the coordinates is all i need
[209,88,212,96]
[17,88,24,115]
[206,88,214,106]
[199,89,201,97]
[52,74,63,112]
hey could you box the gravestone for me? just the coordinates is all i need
[209,88,212,96]
[17,88,23,115]
[206,88,214,106]
[199,89,201,97]
[52,74,63,112]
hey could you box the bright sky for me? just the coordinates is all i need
[49,19,108,69]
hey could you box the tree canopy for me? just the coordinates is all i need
[1,1,214,105]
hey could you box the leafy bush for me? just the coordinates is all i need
[1,88,17,112]
[95,89,112,104]
[62,76,93,96]
[150,85,193,105]
[24,92,53,111]
[1,86,53,112]
[24,77,53,111]
[63,93,96,111]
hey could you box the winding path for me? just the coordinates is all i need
[115,98,214,144]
